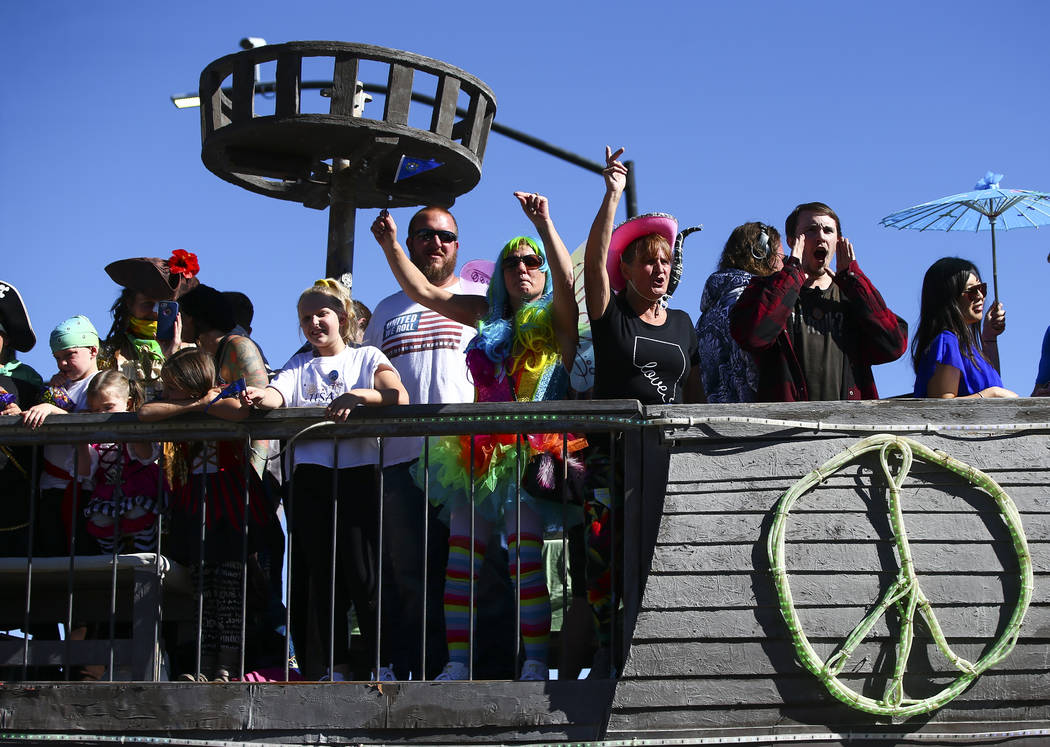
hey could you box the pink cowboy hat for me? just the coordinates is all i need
[607,212,678,292]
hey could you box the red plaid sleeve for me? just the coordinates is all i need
[833,260,909,366]
[729,257,805,352]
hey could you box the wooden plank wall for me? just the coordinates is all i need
[609,400,1050,742]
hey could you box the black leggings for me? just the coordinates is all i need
[288,464,379,679]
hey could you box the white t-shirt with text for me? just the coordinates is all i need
[269,345,397,469]
[363,284,476,465]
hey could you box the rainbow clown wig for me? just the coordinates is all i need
[470,236,559,379]
[418,235,586,526]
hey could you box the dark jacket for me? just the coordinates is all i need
[697,268,759,403]
[729,257,907,402]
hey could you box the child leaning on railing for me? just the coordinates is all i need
[139,348,277,682]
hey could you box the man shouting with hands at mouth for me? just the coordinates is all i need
[730,202,907,402]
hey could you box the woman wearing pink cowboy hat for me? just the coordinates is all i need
[579,146,704,677]
[583,146,703,406]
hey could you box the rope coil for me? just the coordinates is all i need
[767,434,1033,719]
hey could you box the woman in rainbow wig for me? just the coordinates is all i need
[371,192,584,681]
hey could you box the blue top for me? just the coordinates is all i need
[913,330,1002,397]
[1035,325,1050,391]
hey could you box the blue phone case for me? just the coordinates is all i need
[156,301,178,341]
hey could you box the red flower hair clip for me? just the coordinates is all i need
[168,249,200,279]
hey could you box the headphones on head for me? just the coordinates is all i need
[751,224,771,261]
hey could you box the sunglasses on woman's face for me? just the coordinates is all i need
[501,253,544,271]
[961,282,987,301]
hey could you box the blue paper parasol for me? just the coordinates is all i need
[881,172,1050,301]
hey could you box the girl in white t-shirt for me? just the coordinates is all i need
[244,279,407,681]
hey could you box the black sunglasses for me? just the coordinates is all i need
[501,253,544,271]
[961,282,987,301]
[411,228,458,243]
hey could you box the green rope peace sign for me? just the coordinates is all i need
[768,434,1033,718]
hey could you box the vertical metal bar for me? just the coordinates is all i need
[239,439,251,681]
[194,448,207,680]
[420,437,430,681]
[107,448,120,681]
[608,430,618,672]
[561,431,569,668]
[153,446,165,682]
[328,437,339,679]
[21,446,39,680]
[283,452,294,682]
[375,437,385,680]
[468,435,475,681]
[514,433,522,677]
[64,447,80,681]
[990,218,1000,303]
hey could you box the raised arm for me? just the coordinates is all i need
[832,255,908,366]
[981,300,1006,374]
[370,211,487,327]
[514,191,578,367]
[583,146,627,321]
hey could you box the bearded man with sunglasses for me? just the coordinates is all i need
[363,205,477,680]
[730,202,908,402]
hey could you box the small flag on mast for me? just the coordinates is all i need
[208,378,247,408]
[394,155,443,183]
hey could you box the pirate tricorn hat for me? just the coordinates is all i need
[0,279,37,352]
[105,250,200,300]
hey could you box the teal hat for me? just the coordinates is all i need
[49,315,100,353]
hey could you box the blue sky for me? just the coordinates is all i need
[3,1,1048,398]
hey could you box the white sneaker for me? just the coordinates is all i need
[376,665,397,682]
[519,659,548,681]
[434,661,469,680]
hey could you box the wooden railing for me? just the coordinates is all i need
[198,41,498,209]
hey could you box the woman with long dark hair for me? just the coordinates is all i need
[912,257,1017,398]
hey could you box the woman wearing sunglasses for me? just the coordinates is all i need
[912,257,1017,398]
[371,192,583,681]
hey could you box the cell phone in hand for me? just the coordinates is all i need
[156,300,178,341]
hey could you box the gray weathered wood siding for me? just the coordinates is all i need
[608,399,1050,742]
